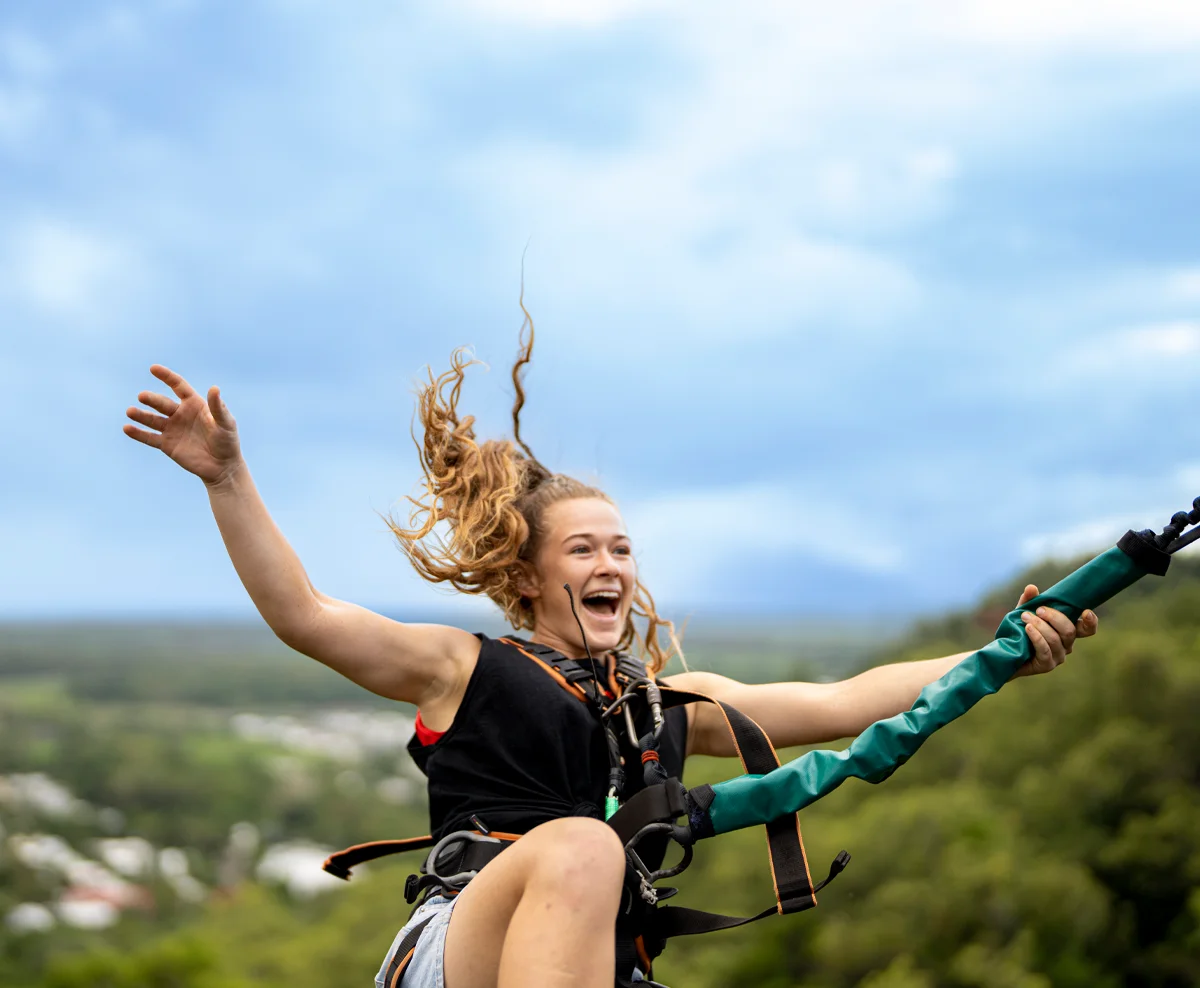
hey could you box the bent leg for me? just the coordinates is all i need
[442,817,625,988]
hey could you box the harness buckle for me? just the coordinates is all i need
[413,829,509,900]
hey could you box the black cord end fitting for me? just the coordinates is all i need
[684,784,716,842]
[1118,529,1171,575]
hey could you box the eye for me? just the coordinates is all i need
[570,544,590,554]
[614,545,632,556]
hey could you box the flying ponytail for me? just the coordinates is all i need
[387,308,682,674]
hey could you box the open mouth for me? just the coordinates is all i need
[581,590,621,619]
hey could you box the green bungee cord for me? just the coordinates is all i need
[685,501,1200,840]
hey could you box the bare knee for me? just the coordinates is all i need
[524,817,625,903]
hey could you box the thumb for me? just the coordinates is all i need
[1016,584,1039,607]
[207,385,234,427]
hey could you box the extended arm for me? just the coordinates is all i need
[124,365,477,706]
[668,655,963,756]
[203,460,477,704]
[672,586,1097,757]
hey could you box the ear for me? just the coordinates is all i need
[514,560,541,601]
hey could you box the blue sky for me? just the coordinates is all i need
[2,1,1199,623]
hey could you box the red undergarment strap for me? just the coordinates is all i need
[414,711,445,746]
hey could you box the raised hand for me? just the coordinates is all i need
[1013,583,1099,677]
[124,365,243,486]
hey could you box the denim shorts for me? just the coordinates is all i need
[375,895,457,988]
[374,893,653,986]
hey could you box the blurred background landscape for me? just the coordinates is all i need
[4,554,1200,987]
[3,0,1199,985]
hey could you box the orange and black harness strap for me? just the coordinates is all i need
[380,914,431,988]
[323,836,437,880]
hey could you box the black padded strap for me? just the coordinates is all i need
[503,637,652,701]
[430,835,513,876]
[658,686,817,915]
[615,654,651,681]
[502,637,614,703]
[381,916,433,988]
[607,778,688,845]
[323,836,436,880]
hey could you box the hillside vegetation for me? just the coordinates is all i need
[2,555,1198,986]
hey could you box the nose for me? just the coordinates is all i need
[595,548,621,575]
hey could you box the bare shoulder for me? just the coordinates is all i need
[659,670,743,701]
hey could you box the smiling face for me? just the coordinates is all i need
[519,496,636,659]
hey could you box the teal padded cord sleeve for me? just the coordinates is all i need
[705,543,1156,837]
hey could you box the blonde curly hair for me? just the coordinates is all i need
[387,305,682,675]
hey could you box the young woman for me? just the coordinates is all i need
[124,329,1098,988]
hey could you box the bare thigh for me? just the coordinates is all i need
[442,817,625,988]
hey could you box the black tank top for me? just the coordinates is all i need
[408,633,689,841]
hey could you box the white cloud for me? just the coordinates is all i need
[954,0,1200,51]
[446,0,1200,50]
[1020,515,1141,562]
[456,139,927,346]
[1128,322,1200,355]
[3,220,153,332]
[1084,321,1200,369]
[995,319,1200,402]
[1020,463,1200,562]
[1167,267,1200,301]
[451,0,667,25]
[626,483,903,602]
[441,1,1193,352]
[0,31,56,81]
[0,87,44,147]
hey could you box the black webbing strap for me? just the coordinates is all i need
[657,686,817,914]
[323,836,437,880]
[607,778,688,845]
[381,915,433,988]
[645,848,850,943]
[614,924,642,988]
[636,850,849,966]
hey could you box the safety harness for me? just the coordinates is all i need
[324,638,849,987]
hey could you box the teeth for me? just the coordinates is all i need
[586,590,620,599]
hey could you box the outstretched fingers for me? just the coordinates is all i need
[126,406,169,432]
[123,422,163,449]
[207,385,234,428]
[150,364,196,400]
[138,390,179,416]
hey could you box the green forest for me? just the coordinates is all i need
[2,554,1199,987]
